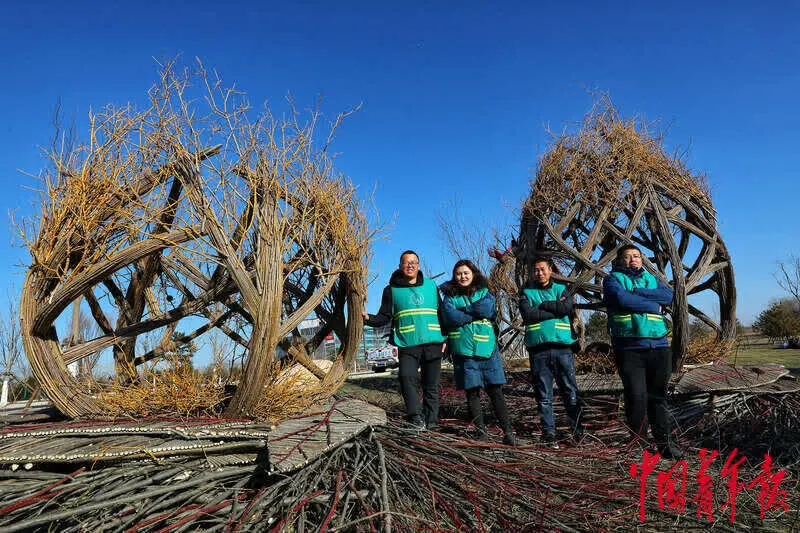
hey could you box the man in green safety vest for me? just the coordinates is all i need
[363,250,446,430]
[603,244,682,459]
[519,256,583,449]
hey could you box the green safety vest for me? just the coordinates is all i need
[445,288,496,358]
[607,271,670,339]
[522,283,576,347]
[391,278,446,347]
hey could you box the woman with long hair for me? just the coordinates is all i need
[439,259,516,445]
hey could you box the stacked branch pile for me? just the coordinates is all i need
[2,376,799,531]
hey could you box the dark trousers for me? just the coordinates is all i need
[529,347,582,436]
[398,344,442,426]
[614,346,672,443]
[466,384,512,432]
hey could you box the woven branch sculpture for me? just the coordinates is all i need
[490,97,736,368]
[18,62,371,418]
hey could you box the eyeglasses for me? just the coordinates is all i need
[400,261,419,267]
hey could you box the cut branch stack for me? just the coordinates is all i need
[2,386,798,532]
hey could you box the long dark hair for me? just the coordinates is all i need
[442,259,489,296]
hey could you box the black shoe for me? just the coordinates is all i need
[409,416,426,431]
[503,432,518,446]
[572,428,586,444]
[659,442,684,460]
[542,433,560,450]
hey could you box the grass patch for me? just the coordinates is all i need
[727,344,800,368]
[723,334,800,368]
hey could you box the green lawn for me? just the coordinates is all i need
[727,338,800,369]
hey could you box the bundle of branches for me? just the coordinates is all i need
[487,249,518,297]
[573,336,735,375]
[98,357,226,418]
[487,250,528,358]
[493,94,736,368]
[574,344,616,374]
[95,354,338,423]
[251,363,337,424]
[17,58,375,419]
[674,391,800,466]
[527,95,710,214]
[4,372,800,532]
[686,334,736,366]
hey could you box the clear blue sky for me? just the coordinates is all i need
[1,0,799,332]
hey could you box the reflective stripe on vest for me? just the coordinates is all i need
[391,278,447,347]
[607,271,670,339]
[522,283,576,347]
[395,308,438,318]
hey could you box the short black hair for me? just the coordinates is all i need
[399,250,419,263]
[616,244,642,259]
[532,255,553,267]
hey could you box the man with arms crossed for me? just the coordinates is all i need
[519,256,583,449]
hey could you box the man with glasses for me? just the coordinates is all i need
[363,250,446,430]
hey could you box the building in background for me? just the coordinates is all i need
[296,319,392,369]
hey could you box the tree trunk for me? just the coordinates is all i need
[0,377,10,406]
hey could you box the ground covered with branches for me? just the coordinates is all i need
[1,370,798,532]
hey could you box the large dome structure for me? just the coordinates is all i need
[19,62,371,418]
[491,98,736,367]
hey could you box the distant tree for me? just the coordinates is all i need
[776,255,800,307]
[0,292,26,404]
[66,298,104,379]
[736,318,745,337]
[584,312,610,344]
[435,194,512,275]
[165,331,197,370]
[688,319,714,341]
[753,299,800,343]
[202,303,237,378]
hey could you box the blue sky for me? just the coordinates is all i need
[1,0,799,342]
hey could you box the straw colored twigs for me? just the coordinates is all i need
[17,59,374,419]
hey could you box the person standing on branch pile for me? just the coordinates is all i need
[363,250,446,430]
[519,256,583,449]
[603,244,683,459]
[439,259,517,446]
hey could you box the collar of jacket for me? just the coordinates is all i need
[439,279,487,297]
[612,266,645,278]
[526,279,554,290]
